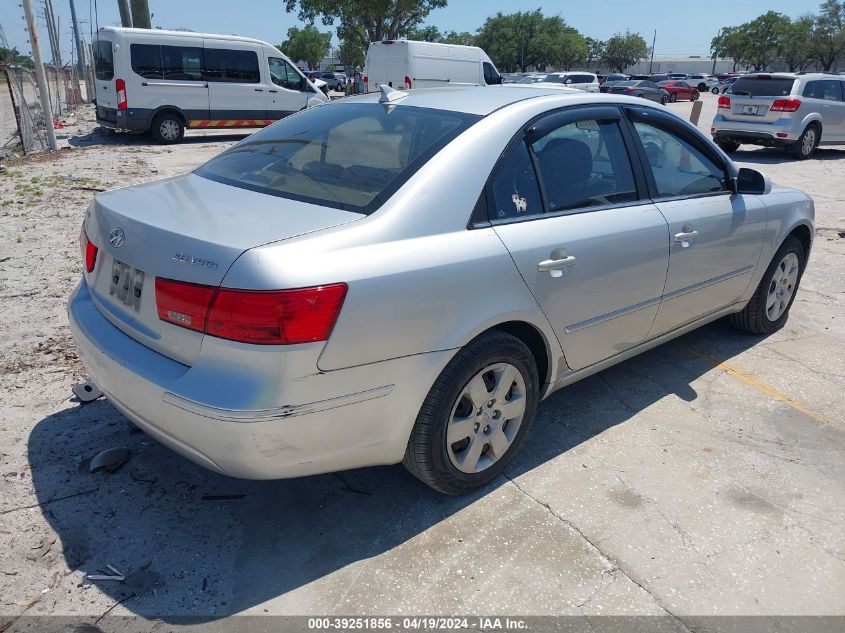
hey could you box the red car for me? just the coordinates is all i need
[656,80,700,102]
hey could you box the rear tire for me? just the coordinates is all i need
[730,236,805,335]
[711,86,719,94]
[660,94,669,105]
[691,91,699,101]
[791,124,818,160]
[716,139,740,154]
[151,112,184,144]
[402,330,539,495]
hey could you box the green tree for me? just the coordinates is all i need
[283,0,448,48]
[711,25,750,71]
[338,37,366,69]
[743,11,791,70]
[811,0,845,71]
[780,15,815,71]
[0,47,34,67]
[601,31,648,72]
[556,26,588,70]
[279,25,332,70]
[407,25,442,41]
[584,37,604,68]
[441,31,476,46]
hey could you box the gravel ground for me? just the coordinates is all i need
[0,95,843,630]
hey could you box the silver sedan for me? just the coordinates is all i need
[69,85,814,494]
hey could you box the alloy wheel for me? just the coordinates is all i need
[446,363,527,474]
[766,252,800,321]
[801,128,816,157]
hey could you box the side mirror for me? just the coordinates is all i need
[735,167,772,195]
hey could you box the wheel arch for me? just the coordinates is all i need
[786,222,813,266]
[472,320,556,393]
[151,106,187,126]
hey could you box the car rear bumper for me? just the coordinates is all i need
[68,278,451,479]
[96,106,151,132]
[711,116,800,146]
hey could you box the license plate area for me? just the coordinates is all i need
[109,259,145,311]
[741,105,759,115]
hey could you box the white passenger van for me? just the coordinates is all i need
[92,27,329,144]
[363,40,502,92]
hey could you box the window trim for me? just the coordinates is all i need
[475,104,652,228]
[621,105,738,203]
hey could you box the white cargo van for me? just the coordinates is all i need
[92,27,329,143]
[363,40,502,92]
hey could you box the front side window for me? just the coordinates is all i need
[490,142,543,220]
[531,118,637,212]
[205,48,260,83]
[268,57,302,90]
[483,62,500,85]
[632,121,728,198]
[94,39,113,80]
[161,45,203,81]
[196,103,479,214]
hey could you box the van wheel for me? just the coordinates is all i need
[791,125,818,160]
[151,112,184,144]
[402,330,539,495]
[730,236,805,335]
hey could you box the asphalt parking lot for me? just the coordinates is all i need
[0,93,843,628]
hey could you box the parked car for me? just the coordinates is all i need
[517,74,547,84]
[541,72,600,92]
[606,80,669,104]
[316,72,346,90]
[688,73,718,91]
[667,72,688,80]
[91,26,329,144]
[69,85,814,494]
[364,39,502,91]
[649,73,671,83]
[501,73,527,83]
[656,80,700,102]
[711,76,740,94]
[600,73,629,92]
[711,72,845,159]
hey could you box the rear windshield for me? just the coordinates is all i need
[730,77,796,97]
[94,39,113,81]
[196,103,480,214]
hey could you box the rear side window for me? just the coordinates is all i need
[731,77,796,96]
[94,39,113,80]
[531,119,637,212]
[632,121,728,198]
[206,49,260,83]
[161,46,203,80]
[131,44,163,78]
[196,103,480,214]
[803,80,844,101]
[490,142,543,220]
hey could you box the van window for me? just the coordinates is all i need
[205,49,260,83]
[483,62,499,85]
[161,46,203,81]
[94,39,114,81]
[131,44,163,79]
[802,80,844,101]
[268,57,303,91]
[196,103,480,214]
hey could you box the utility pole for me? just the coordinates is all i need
[22,0,58,150]
[130,0,151,29]
[118,0,133,27]
[648,30,656,74]
[69,0,87,101]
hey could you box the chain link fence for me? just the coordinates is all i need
[1,63,89,156]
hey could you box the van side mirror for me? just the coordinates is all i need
[735,167,771,195]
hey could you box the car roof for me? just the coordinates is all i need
[338,85,603,116]
[98,25,274,48]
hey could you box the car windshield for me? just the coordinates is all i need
[195,103,480,215]
[730,77,796,96]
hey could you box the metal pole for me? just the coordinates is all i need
[22,0,58,150]
[69,0,87,102]
[648,30,656,74]
[118,0,132,27]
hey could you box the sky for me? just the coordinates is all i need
[0,0,826,64]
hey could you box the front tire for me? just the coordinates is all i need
[150,112,184,144]
[712,86,720,94]
[730,236,805,335]
[403,331,539,495]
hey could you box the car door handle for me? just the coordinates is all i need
[268,89,278,93]
[538,254,576,274]
[674,230,699,242]
[254,88,264,92]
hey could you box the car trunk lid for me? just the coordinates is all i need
[83,174,361,365]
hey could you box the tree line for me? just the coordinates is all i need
[711,0,845,72]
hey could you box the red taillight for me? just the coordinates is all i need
[155,279,216,333]
[404,75,412,89]
[718,95,731,109]
[116,78,127,110]
[363,75,368,85]
[771,98,801,112]
[80,229,98,273]
[626,87,634,93]
[154,280,347,345]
